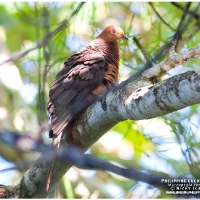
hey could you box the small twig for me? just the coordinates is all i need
[0,2,85,66]
[149,2,175,31]
[169,2,192,56]
[116,42,200,93]
[133,36,153,68]
[171,2,200,20]
[169,3,200,53]
[177,21,200,52]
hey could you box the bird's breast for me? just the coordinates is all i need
[104,62,119,84]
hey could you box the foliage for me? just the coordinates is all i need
[0,2,200,198]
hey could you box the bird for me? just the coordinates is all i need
[46,25,128,192]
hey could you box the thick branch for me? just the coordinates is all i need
[73,71,200,148]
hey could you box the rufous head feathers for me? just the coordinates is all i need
[97,26,128,41]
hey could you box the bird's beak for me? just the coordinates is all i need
[122,35,129,40]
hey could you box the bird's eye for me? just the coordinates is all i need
[112,30,116,34]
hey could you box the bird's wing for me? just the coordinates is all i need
[47,52,107,138]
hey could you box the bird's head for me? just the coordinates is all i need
[97,26,128,41]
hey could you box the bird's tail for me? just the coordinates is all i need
[46,132,62,194]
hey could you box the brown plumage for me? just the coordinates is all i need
[46,26,128,192]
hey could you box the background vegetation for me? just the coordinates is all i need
[0,2,200,198]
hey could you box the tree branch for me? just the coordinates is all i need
[141,44,200,79]
[72,71,200,149]
[169,2,192,56]
[170,2,200,52]
[0,134,198,198]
